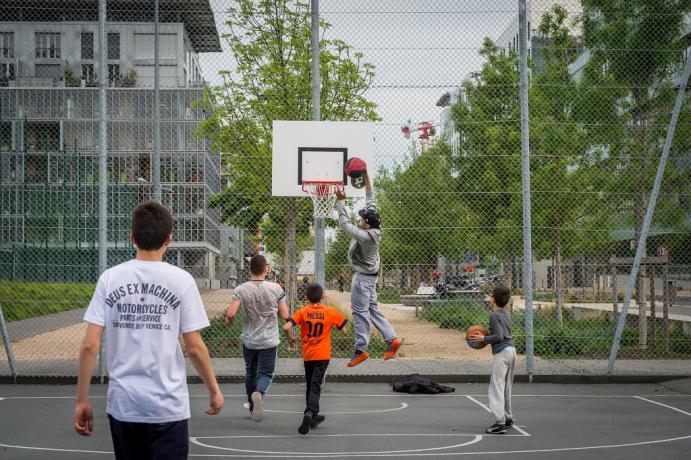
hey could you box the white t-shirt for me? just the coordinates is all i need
[84,259,209,423]
[233,281,285,350]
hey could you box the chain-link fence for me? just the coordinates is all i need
[0,0,689,379]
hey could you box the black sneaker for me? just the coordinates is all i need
[299,413,313,435]
[486,423,507,434]
[310,414,325,429]
[505,419,513,429]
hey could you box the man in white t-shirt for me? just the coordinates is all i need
[225,254,289,422]
[73,201,224,459]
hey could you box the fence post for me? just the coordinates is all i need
[0,304,17,380]
[518,0,534,382]
[311,0,326,287]
[97,0,108,383]
[607,55,690,374]
[152,0,161,202]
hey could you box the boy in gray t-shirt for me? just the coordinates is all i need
[469,285,516,434]
[226,255,289,422]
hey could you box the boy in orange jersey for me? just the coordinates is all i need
[283,283,348,435]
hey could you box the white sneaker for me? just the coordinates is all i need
[251,391,264,422]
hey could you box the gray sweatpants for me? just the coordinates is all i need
[488,346,516,424]
[351,273,396,352]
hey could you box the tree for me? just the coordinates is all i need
[449,39,524,289]
[377,141,466,289]
[199,0,378,306]
[529,5,619,320]
[581,0,689,348]
[325,217,353,285]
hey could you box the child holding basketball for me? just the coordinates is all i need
[283,283,348,435]
[335,162,401,367]
[468,285,516,434]
[74,201,223,459]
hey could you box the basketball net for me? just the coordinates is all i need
[302,181,344,219]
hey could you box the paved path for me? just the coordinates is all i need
[5,307,87,341]
[0,290,234,373]
[326,290,491,360]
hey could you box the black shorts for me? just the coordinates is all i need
[108,414,189,460]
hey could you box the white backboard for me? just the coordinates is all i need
[272,121,375,197]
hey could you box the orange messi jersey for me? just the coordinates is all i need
[289,304,347,361]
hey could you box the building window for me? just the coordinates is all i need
[81,63,95,82]
[81,32,94,59]
[107,32,120,60]
[0,62,14,86]
[0,121,11,151]
[35,32,61,59]
[108,64,120,83]
[0,32,13,58]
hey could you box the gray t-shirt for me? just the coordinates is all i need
[233,280,285,349]
[484,308,514,355]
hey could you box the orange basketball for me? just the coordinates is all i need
[465,325,489,350]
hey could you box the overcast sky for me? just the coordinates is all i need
[196,1,528,167]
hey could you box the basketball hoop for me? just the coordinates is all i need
[302,181,344,219]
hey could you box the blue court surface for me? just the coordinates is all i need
[1,381,690,459]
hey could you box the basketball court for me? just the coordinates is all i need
[1,381,690,459]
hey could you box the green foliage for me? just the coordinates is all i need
[449,39,522,270]
[376,287,402,304]
[325,214,354,282]
[119,69,137,88]
[63,67,81,87]
[377,142,466,278]
[201,313,385,358]
[0,281,94,322]
[420,301,691,358]
[580,0,690,251]
[423,300,488,331]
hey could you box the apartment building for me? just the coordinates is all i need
[0,0,241,288]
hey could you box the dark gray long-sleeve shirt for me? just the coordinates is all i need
[484,308,514,355]
[336,188,381,275]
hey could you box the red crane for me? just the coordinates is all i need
[401,120,438,151]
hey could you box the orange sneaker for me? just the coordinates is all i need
[384,338,402,360]
[346,351,369,367]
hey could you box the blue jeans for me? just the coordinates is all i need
[242,344,278,404]
[351,273,396,352]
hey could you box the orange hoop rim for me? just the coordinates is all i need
[301,181,345,197]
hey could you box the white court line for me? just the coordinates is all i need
[634,396,691,417]
[0,443,111,455]
[243,401,408,415]
[197,433,522,439]
[5,436,691,458]
[2,393,690,399]
[465,396,531,437]
[190,434,484,456]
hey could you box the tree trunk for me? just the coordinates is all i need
[650,267,656,346]
[592,258,600,302]
[633,99,649,352]
[555,244,563,324]
[283,198,298,313]
[612,263,618,318]
[504,250,514,290]
[594,262,601,302]
[637,192,648,352]
[663,263,670,352]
